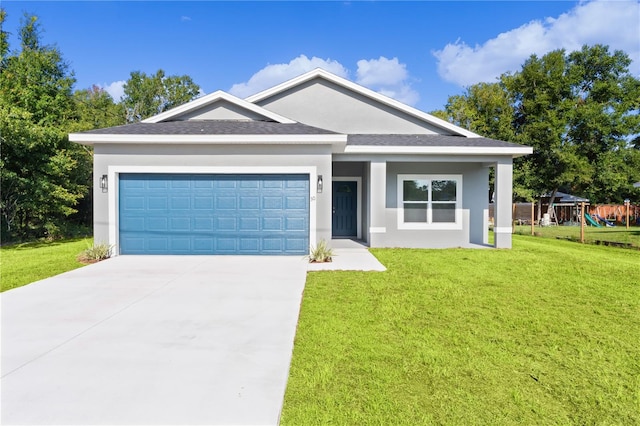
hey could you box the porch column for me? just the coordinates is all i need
[494,159,513,249]
[369,160,387,245]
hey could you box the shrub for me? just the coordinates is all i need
[308,239,334,263]
[77,243,112,263]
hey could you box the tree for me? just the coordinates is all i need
[432,81,529,200]
[0,12,91,240]
[72,85,125,131]
[121,69,200,122]
[437,45,640,206]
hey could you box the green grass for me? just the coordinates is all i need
[282,235,640,424]
[0,237,92,292]
[514,224,640,248]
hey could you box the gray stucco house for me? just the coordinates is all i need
[69,69,532,255]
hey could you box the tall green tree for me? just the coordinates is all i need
[0,12,91,240]
[72,85,125,131]
[436,45,640,205]
[122,69,200,122]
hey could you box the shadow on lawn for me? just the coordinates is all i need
[1,236,91,251]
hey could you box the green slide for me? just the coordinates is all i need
[584,212,603,227]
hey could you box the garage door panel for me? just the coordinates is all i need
[216,196,236,209]
[240,217,259,231]
[171,218,190,231]
[239,196,259,210]
[119,174,309,255]
[285,196,307,209]
[148,180,169,189]
[194,218,214,231]
[147,217,168,231]
[148,197,168,210]
[170,197,190,210]
[263,217,283,230]
[170,238,191,252]
[194,197,213,210]
[216,217,237,231]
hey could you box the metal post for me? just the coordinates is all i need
[625,199,630,230]
[531,202,535,235]
[580,202,585,243]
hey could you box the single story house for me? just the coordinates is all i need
[69,69,532,255]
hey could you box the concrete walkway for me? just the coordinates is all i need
[307,239,386,272]
[1,256,308,425]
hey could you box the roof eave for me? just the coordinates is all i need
[68,133,347,145]
[141,90,297,124]
[344,145,533,157]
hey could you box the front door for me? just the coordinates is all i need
[332,181,357,237]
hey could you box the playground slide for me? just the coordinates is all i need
[584,213,603,227]
[596,215,616,227]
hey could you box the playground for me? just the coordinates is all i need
[491,196,640,249]
[513,225,640,249]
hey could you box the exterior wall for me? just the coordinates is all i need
[370,162,489,248]
[257,79,452,135]
[93,143,333,253]
[176,100,270,121]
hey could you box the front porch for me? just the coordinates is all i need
[330,159,514,249]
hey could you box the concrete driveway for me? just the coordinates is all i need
[1,255,308,425]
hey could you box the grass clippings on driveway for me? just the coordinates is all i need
[282,235,639,425]
[1,238,92,292]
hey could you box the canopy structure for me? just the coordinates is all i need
[538,191,590,225]
[541,191,590,206]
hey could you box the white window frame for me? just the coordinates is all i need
[397,174,463,230]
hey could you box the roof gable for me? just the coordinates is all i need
[142,90,296,124]
[247,68,480,138]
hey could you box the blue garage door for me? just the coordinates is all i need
[119,174,309,255]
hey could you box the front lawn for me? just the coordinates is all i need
[0,238,92,292]
[282,236,639,424]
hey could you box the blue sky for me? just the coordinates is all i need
[3,1,639,113]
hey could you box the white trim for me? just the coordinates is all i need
[141,90,296,124]
[108,166,317,256]
[332,177,362,239]
[69,133,348,145]
[493,227,513,234]
[345,145,533,157]
[397,174,463,230]
[483,208,489,245]
[369,227,387,233]
[247,68,481,138]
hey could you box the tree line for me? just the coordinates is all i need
[0,12,201,242]
[2,11,639,242]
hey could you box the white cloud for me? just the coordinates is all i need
[433,0,640,87]
[229,55,348,98]
[230,54,419,106]
[356,57,419,106]
[181,16,191,22]
[100,80,125,101]
[356,56,407,86]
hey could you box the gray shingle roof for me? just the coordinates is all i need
[348,134,525,148]
[81,120,338,135]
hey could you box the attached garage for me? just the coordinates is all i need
[118,173,309,255]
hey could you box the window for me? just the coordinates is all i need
[397,174,462,229]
